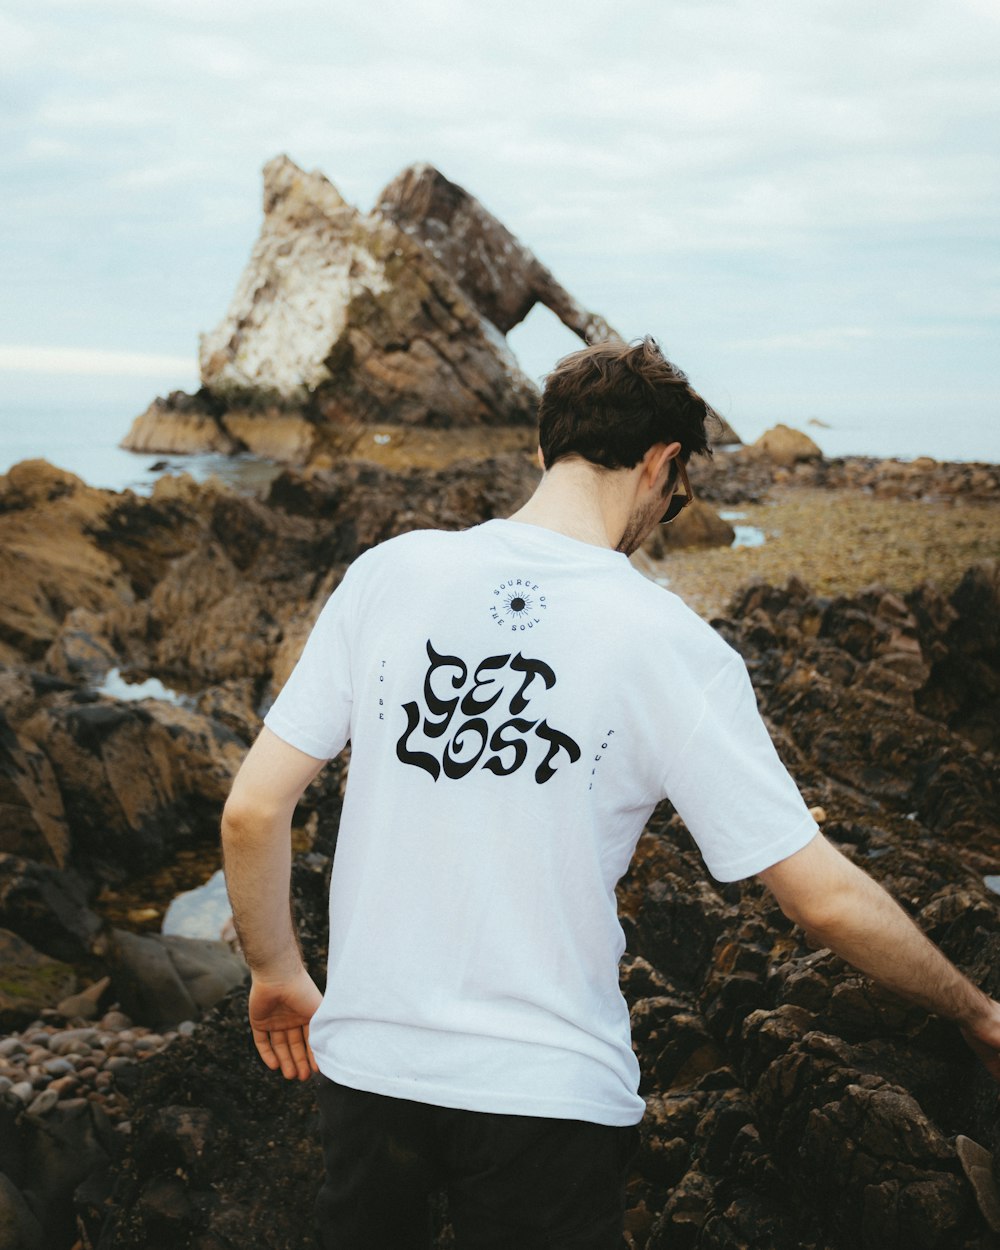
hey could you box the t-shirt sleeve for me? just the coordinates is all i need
[662,654,819,882]
[261,569,358,761]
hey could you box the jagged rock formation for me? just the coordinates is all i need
[375,162,618,344]
[84,563,1000,1250]
[123,156,624,464]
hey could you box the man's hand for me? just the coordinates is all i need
[759,833,1000,1085]
[959,999,1000,1084]
[248,967,323,1081]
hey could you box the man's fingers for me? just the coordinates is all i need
[251,1026,280,1071]
[261,1026,313,1080]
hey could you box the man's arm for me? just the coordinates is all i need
[221,726,328,1081]
[758,833,1000,1081]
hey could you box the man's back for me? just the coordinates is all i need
[261,518,817,1125]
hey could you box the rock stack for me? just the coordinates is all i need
[122,156,622,466]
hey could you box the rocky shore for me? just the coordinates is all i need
[0,443,997,1249]
[2,154,998,1249]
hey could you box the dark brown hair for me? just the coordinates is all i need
[538,336,720,471]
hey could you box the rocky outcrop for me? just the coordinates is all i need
[375,162,619,343]
[688,445,1000,506]
[3,450,999,1247]
[77,564,1000,1250]
[127,155,617,463]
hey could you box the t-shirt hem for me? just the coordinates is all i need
[706,817,820,882]
[315,1055,645,1127]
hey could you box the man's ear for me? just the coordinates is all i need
[536,446,546,471]
[643,441,682,487]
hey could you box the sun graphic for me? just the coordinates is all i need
[504,592,533,618]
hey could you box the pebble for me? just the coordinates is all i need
[0,1002,177,1129]
[177,1020,197,1037]
[51,1031,96,1056]
[27,1089,59,1117]
[100,1011,132,1030]
[43,1058,75,1077]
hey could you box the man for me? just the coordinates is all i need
[221,337,1000,1249]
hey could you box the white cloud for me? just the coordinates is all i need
[0,346,197,376]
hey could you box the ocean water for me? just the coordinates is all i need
[1,373,998,495]
[0,383,286,496]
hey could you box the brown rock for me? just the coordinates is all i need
[0,712,72,867]
[197,155,539,428]
[57,976,112,1021]
[121,394,240,456]
[15,695,246,878]
[639,499,736,557]
[955,1135,1000,1233]
[375,162,619,343]
[750,423,823,466]
[0,460,134,662]
[0,854,102,963]
[43,606,119,685]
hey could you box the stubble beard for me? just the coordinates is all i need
[615,497,665,557]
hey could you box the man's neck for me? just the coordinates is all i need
[506,463,635,551]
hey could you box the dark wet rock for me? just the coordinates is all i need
[0,929,77,1031]
[12,696,246,883]
[86,993,325,1250]
[43,606,120,686]
[0,711,72,868]
[914,561,1000,752]
[106,930,248,1029]
[0,1171,44,1250]
[2,438,999,1247]
[633,873,738,991]
[0,858,100,965]
[19,1096,115,1247]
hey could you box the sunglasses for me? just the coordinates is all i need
[661,458,694,525]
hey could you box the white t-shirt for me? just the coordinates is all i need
[262,519,818,1126]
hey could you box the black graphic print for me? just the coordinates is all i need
[396,641,582,784]
[489,577,548,630]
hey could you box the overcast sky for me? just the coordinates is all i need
[2,0,998,457]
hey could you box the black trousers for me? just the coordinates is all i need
[314,1074,639,1250]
